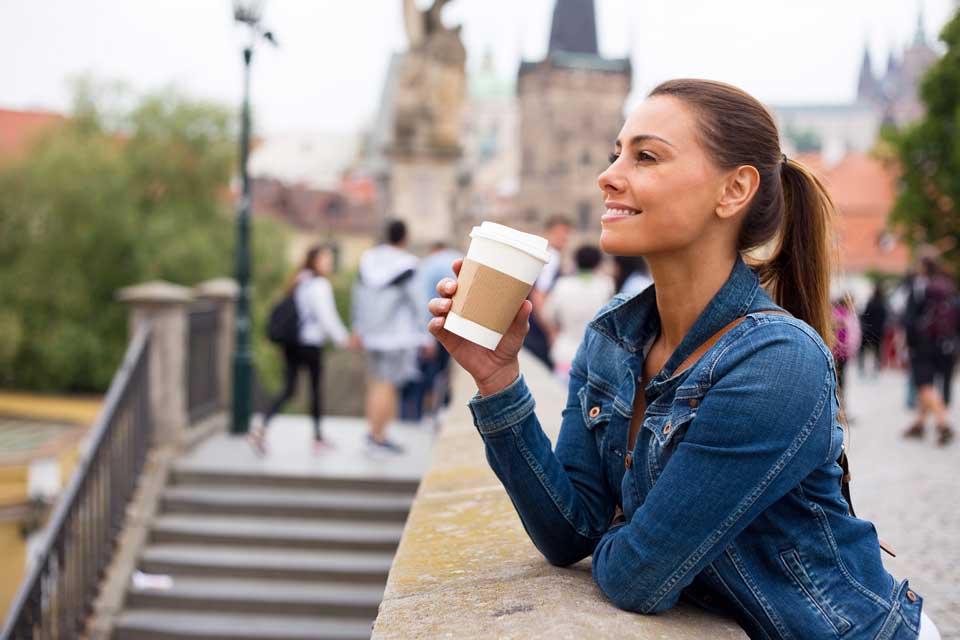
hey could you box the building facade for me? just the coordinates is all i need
[514,0,631,234]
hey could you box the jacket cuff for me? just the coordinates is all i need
[468,374,535,435]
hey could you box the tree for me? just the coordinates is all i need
[885,10,960,275]
[0,80,289,392]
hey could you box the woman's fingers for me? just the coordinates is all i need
[427,297,452,316]
[436,277,457,298]
[452,258,463,276]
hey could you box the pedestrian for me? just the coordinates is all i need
[428,78,938,638]
[613,254,653,297]
[858,282,889,377]
[250,243,354,455]
[831,294,861,415]
[352,219,429,456]
[902,254,956,446]
[523,216,571,370]
[400,241,463,427]
[544,245,614,382]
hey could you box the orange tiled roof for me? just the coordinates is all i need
[799,152,909,274]
[0,108,65,160]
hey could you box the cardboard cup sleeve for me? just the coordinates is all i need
[450,258,534,334]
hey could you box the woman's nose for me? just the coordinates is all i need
[598,162,626,195]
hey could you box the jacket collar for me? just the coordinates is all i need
[590,256,771,381]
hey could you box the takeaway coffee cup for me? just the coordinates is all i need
[444,221,550,350]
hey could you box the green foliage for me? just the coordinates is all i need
[0,79,289,392]
[885,10,960,276]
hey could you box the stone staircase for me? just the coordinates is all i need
[111,464,418,640]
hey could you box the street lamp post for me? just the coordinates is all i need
[231,0,276,434]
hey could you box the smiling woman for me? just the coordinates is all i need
[427,78,939,640]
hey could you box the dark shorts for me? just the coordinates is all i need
[910,341,955,387]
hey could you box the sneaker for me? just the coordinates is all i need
[247,428,267,456]
[365,434,405,456]
[936,424,954,447]
[313,438,336,454]
[902,422,924,440]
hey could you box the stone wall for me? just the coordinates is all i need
[373,351,746,638]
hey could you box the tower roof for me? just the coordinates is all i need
[548,0,598,55]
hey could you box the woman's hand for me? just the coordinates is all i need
[428,258,533,397]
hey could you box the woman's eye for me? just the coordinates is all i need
[637,151,656,162]
[608,152,620,164]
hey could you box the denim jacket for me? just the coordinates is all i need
[468,257,922,640]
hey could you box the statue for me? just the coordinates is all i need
[393,0,466,154]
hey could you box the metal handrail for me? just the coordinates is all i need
[187,301,221,424]
[1,326,152,640]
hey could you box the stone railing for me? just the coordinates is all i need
[372,351,747,639]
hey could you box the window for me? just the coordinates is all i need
[578,202,591,230]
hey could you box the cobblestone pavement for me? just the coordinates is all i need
[843,364,959,638]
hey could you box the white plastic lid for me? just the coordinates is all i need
[469,221,550,264]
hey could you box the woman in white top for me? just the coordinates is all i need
[251,244,352,455]
[544,245,615,382]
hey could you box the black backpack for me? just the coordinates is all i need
[266,294,300,345]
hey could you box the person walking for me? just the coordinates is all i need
[250,244,353,455]
[858,282,889,377]
[352,219,429,456]
[523,216,571,370]
[831,294,861,415]
[428,79,938,638]
[544,245,614,382]
[902,255,956,446]
[400,241,463,426]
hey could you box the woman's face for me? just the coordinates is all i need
[597,95,727,258]
[314,249,334,276]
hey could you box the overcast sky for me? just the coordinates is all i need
[2,1,956,136]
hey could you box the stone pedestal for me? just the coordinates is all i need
[193,278,239,410]
[117,282,193,447]
[389,157,460,248]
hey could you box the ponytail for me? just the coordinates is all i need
[756,158,837,348]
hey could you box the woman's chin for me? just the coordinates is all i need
[600,229,647,256]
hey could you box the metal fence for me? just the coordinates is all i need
[1,327,152,640]
[186,301,220,424]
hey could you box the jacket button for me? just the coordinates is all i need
[589,406,601,418]
[625,453,632,469]
[662,421,671,435]
[906,589,917,602]
[689,398,699,408]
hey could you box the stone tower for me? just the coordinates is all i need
[515,0,631,234]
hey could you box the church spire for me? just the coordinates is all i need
[913,3,927,47]
[857,42,882,104]
[548,0,598,56]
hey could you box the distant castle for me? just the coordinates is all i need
[775,9,938,159]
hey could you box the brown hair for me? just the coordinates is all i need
[649,79,837,346]
[284,243,334,295]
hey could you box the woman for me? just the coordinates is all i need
[544,245,614,382]
[427,80,937,639]
[251,244,353,455]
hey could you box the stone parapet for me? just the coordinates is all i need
[194,278,239,410]
[373,351,746,638]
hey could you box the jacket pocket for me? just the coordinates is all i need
[779,548,853,636]
[577,383,614,430]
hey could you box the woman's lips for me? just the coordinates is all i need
[601,204,642,223]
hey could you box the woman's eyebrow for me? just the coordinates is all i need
[614,134,675,149]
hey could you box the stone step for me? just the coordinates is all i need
[126,576,384,618]
[112,609,372,640]
[171,466,420,495]
[138,544,394,583]
[161,486,412,521]
[150,514,405,551]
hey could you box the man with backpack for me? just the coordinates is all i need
[351,219,430,456]
[903,255,957,446]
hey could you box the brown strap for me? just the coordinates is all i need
[673,310,792,378]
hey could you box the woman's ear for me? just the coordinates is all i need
[716,165,760,220]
